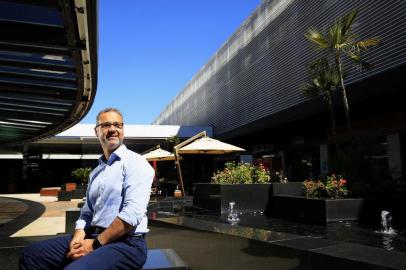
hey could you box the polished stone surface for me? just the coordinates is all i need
[150,205,406,253]
[313,243,406,270]
[143,249,188,270]
[148,203,406,270]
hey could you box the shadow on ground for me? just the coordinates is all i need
[0,196,46,243]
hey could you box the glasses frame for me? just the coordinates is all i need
[95,122,124,130]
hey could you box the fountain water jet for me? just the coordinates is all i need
[380,210,396,235]
[227,202,240,225]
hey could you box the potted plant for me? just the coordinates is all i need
[194,162,277,213]
[71,167,92,186]
[65,167,92,199]
[272,174,363,223]
[194,162,305,214]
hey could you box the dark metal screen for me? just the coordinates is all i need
[154,0,406,136]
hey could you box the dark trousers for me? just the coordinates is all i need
[19,234,147,270]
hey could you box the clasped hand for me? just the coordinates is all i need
[66,238,94,260]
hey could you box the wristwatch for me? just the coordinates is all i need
[92,237,102,249]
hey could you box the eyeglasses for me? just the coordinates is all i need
[96,122,124,130]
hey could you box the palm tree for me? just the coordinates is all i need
[302,58,340,152]
[305,10,380,134]
[71,167,92,185]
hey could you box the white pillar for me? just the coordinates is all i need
[387,134,403,180]
[320,144,329,177]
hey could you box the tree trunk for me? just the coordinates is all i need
[326,92,340,154]
[335,55,353,136]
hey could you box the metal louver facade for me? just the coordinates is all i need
[0,0,98,145]
[153,0,406,137]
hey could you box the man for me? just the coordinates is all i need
[20,108,155,270]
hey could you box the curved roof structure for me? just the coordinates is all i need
[0,0,98,145]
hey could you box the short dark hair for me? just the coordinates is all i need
[96,107,123,123]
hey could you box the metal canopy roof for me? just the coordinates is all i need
[0,0,98,146]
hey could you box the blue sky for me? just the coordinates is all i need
[81,0,261,124]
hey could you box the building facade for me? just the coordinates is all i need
[154,0,406,183]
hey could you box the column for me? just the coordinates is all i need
[320,144,329,177]
[387,134,403,180]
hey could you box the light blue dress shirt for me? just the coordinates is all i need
[75,144,154,234]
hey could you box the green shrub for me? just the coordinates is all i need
[71,167,92,184]
[303,174,349,199]
[211,162,271,184]
[303,179,325,198]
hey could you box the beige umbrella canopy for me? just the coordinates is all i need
[177,137,245,154]
[141,146,181,200]
[142,147,178,161]
[174,131,245,196]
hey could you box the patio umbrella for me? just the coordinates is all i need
[173,131,245,196]
[142,147,179,161]
[177,137,245,155]
[142,145,181,200]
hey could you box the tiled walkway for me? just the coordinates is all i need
[0,194,80,237]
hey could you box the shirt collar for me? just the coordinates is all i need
[98,144,127,165]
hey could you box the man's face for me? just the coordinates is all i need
[95,111,124,152]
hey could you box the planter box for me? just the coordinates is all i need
[271,182,303,196]
[65,208,81,234]
[58,190,72,201]
[40,187,61,196]
[193,182,303,213]
[71,189,86,199]
[63,183,77,192]
[193,183,271,213]
[271,195,364,224]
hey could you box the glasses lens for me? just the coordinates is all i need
[113,122,123,129]
[97,122,123,129]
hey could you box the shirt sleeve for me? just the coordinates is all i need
[75,187,94,230]
[118,155,154,227]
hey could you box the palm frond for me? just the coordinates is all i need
[341,10,358,36]
[309,58,330,73]
[305,28,329,48]
[329,22,343,46]
[303,57,338,100]
[356,38,380,51]
[302,82,320,98]
[347,51,361,63]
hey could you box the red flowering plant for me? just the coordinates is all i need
[303,179,325,198]
[325,174,349,199]
[303,174,349,199]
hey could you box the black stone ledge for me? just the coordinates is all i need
[150,215,303,243]
[0,235,65,270]
[308,243,406,270]
[151,215,406,270]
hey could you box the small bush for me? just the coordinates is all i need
[303,174,349,199]
[71,167,92,184]
[211,162,271,184]
[303,179,325,198]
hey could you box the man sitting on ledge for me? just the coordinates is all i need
[20,108,154,270]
